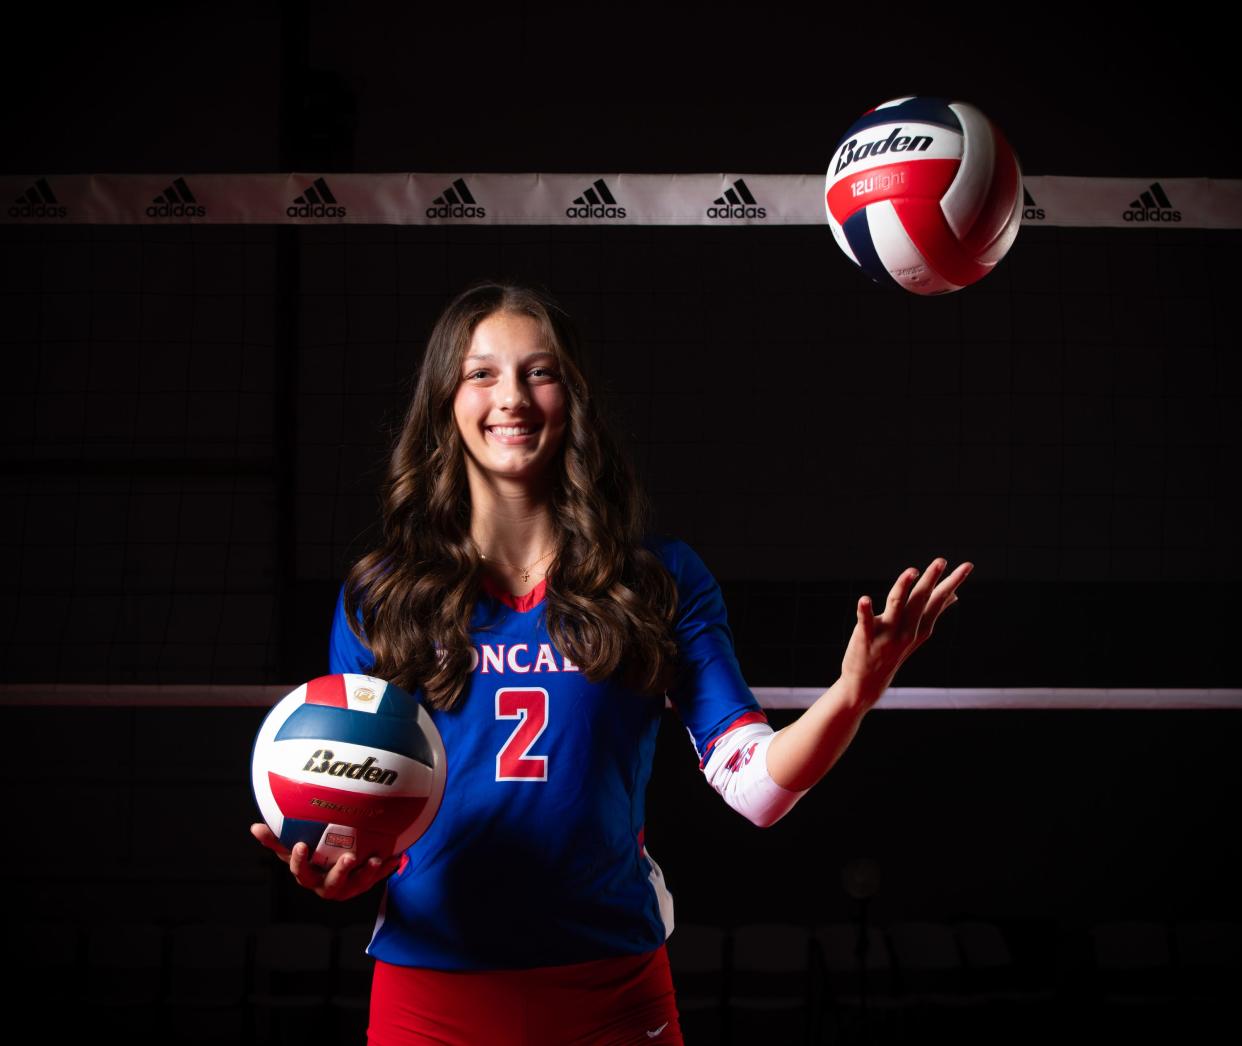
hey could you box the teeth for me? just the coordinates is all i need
[490,426,535,436]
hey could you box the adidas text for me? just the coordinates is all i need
[566,203,626,219]
[834,127,933,175]
[706,204,766,220]
[1023,206,1045,221]
[286,202,347,218]
[8,201,67,219]
[146,202,206,218]
[426,202,486,219]
[1122,207,1181,223]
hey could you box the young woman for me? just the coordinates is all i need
[252,280,971,1044]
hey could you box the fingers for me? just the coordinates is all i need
[287,842,402,900]
[320,852,359,898]
[883,567,921,619]
[320,851,402,900]
[376,854,404,878]
[856,594,875,647]
[941,561,973,599]
[878,559,973,644]
[257,824,400,901]
[355,854,403,891]
[289,842,328,891]
[917,561,973,639]
[905,559,946,620]
[881,562,940,643]
[251,823,292,863]
[924,561,973,618]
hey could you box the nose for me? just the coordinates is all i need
[497,370,530,409]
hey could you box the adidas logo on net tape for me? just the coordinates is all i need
[147,177,205,218]
[9,178,66,219]
[2,175,1217,228]
[566,179,625,219]
[427,178,485,219]
[1123,182,1181,223]
[288,177,346,218]
[1022,187,1045,222]
[706,179,766,220]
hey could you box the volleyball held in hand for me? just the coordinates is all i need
[825,96,1022,295]
[251,673,446,868]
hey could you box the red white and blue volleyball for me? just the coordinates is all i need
[251,673,446,868]
[825,96,1022,295]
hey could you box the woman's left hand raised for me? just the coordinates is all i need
[841,557,973,708]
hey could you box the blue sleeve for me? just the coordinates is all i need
[651,537,767,767]
[329,583,375,674]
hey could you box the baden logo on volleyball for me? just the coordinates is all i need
[302,748,400,784]
[251,673,446,868]
[824,96,1023,296]
[833,127,935,176]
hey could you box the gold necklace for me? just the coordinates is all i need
[479,548,555,584]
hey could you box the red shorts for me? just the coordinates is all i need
[367,945,683,1046]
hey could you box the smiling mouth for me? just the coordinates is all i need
[486,424,541,444]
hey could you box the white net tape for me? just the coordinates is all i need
[2,685,1238,709]
[3,173,1240,228]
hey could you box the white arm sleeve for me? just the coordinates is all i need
[701,722,808,828]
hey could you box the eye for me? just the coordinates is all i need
[528,366,559,381]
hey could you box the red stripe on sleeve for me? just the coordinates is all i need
[698,710,769,769]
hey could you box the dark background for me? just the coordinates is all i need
[1,0,1237,1025]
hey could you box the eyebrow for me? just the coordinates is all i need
[462,351,557,364]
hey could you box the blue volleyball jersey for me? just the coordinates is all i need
[328,536,765,971]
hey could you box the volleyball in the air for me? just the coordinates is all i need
[825,96,1022,295]
[251,673,446,868]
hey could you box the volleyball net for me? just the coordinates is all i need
[3,173,1239,709]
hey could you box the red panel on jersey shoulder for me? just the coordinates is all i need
[698,710,769,769]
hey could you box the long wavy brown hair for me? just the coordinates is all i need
[343,280,680,710]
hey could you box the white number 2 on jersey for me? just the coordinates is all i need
[495,687,549,781]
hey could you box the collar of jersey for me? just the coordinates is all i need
[479,572,548,614]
